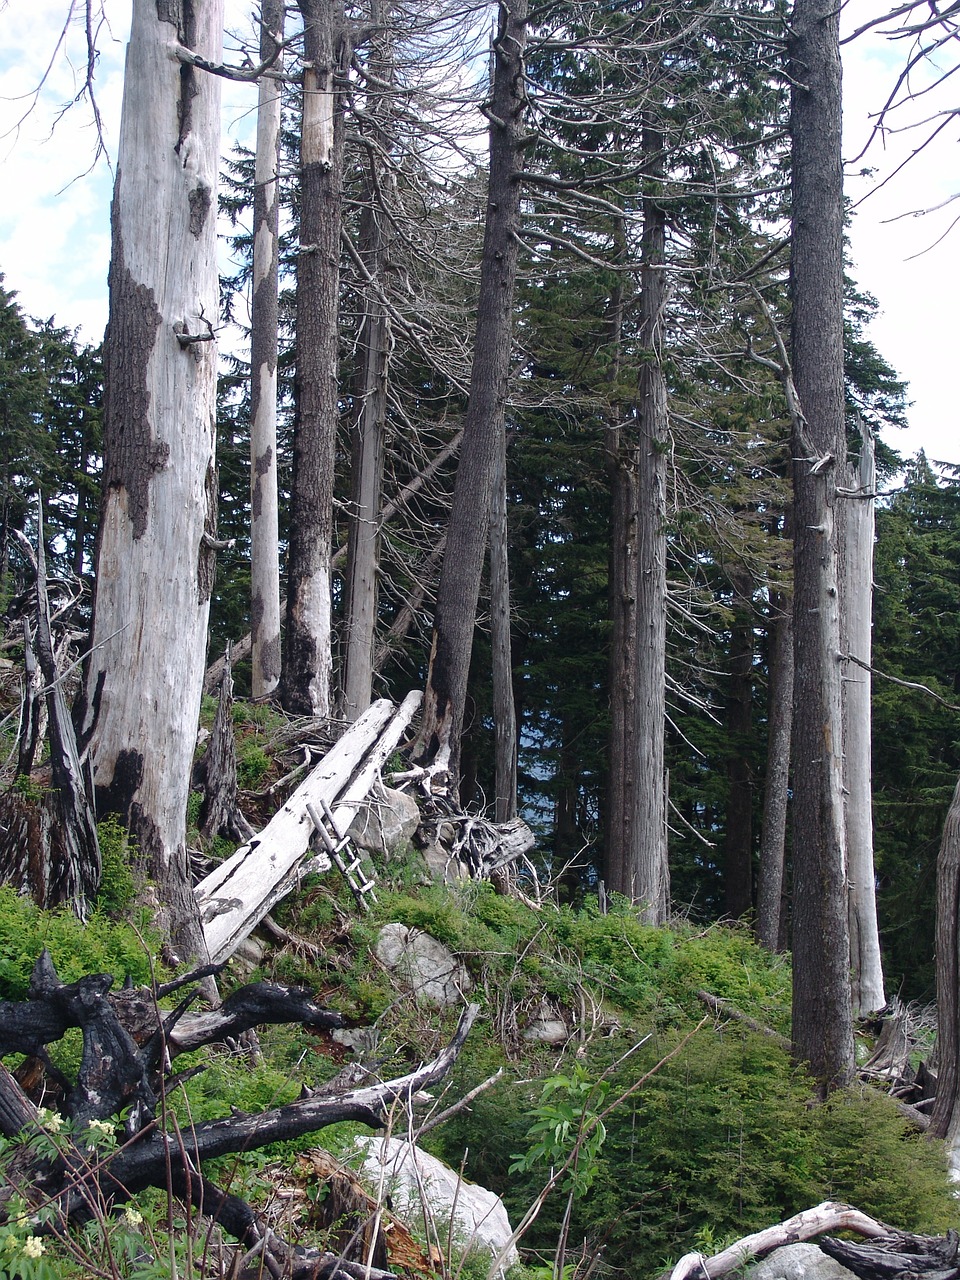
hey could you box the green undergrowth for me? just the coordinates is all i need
[1,846,956,1277]
[270,877,955,1273]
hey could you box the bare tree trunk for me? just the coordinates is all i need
[79,0,223,960]
[844,423,885,1015]
[931,776,960,1175]
[249,0,285,701]
[756,587,793,951]
[280,0,349,716]
[788,0,854,1093]
[414,0,527,789]
[724,575,754,919]
[603,222,637,894]
[342,4,394,721]
[490,430,517,822]
[609,127,669,923]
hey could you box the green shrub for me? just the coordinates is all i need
[94,815,137,916]
[0,888,159,1000]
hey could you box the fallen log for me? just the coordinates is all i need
[195,690,422,963]
[664,1201,890,1280]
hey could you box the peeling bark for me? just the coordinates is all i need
[80,0,224,961]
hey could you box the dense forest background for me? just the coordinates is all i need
[2,0,958,1003]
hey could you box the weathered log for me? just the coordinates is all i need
[195,690,422,963]
[664,1201,889,1280]
[0,950,477,1279]
[819,1228,960,1279]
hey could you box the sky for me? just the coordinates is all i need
[0,1,957,470]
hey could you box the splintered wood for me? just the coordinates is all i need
[195,690,421,964]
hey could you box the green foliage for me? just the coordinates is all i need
[237,740,271,789]
[94,816,137,915]
[510,1066,609,1196]
[0,888,158,1000]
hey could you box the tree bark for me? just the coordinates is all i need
[490,430,518,822]
[608,126,670,924]
[342,3,394,721]
[756,585,793,951]
[724,574,755,919]
[78,0,223,961]
[930,776,960,1171]
[788,0,855,1093]
[281,0,349,716]
[843,424,885,1015]
[414,0,528,790]
[249,0,285,700]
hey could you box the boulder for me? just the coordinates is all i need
[375,923,472,1006]
[748,1243,858,1280]
[354,1136,518,1270]
[348,785,421,857]
[522,997,569,1045]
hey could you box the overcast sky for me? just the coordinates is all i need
[0,1,957,470]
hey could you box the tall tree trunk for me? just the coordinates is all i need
[604,222,636,896]
[414,0,527,789]
[788,0,854,1093]
[249,0,285,701]
[756,586,794,951]
[607,127,669,923]
[490,430,517,822]
[724,575,754,919]
[843,423,885,1015]
[78,0,223,961]
[342,3,393,721]
[931,776,960,1177]
[280,0,349,716]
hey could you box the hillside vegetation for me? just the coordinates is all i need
[0,763,953,1278]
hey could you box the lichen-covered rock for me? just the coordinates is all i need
[355,1136,518,1270]
[348,785,421,857]
[522,997,568,1044]
[375,922,471,1005]
[748,1244,857,1280]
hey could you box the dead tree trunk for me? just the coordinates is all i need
[843,423,885,1015]
[341,26,393,719]
[249,0,285,701]
[608,124,669,923]
[77,0,223,961]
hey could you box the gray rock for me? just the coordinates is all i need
[348,786,421,857]
[375,922,472,1006]
[354,1136,518,1270]
[522,998,569,1045]
[748,1243,858,1280]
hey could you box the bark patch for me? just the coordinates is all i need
[103,215,164,540]
[95,747,145,824]
[188,183,211,238]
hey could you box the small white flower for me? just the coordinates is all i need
[21,1236,44,1259]
[37,1108,62,1134]
[87,1119,114,1138]
[123,1206,143,1227]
